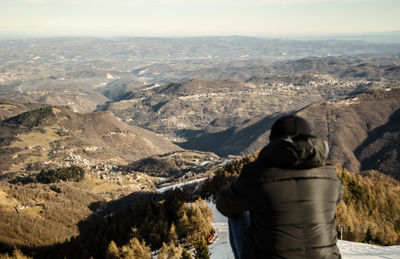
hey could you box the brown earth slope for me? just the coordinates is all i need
[298,87,400,178]
[182,87,400,179]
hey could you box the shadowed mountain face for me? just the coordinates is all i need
[354,108,400,176]
[179,114,280,156]
[181,87,400,179]
[297,87,400,178]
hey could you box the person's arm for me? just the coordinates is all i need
[216,165,251,217]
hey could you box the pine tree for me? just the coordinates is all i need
[177,210,190,240]
[194,238,210,259]
[187,200,213,246]
[120,237,152,259]
[0,250,33,259]
[167,223,179,245]
[158,241,183,259]
[181,249,193,259]
[106,241,120,259]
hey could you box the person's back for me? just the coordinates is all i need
[216,116,343,259]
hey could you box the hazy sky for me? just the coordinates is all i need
[0,0,399,37]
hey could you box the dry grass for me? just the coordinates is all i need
[82,177,122,194]
[9,126,61,151]
[6,126,65,172]
[19,205,44,217]
[0,181,105,248]
[0,189,19,208]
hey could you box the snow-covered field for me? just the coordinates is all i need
[209,203,400,259]
[337,241,400,259]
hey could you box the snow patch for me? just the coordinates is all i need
[156,178,206,193]
[144,83,161,90]
[208,202,400,259]
[138,68,149,75]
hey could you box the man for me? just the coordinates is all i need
[216,115,343,259]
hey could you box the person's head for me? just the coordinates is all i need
[269,115,312,141]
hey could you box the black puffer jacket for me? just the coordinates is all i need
[216,134,343,259]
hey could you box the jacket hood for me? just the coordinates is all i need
[258,134,329,169]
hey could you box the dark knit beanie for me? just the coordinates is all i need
[269,115,312,141]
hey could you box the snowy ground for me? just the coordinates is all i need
[156,177,206,193]
[208,203,400,259]
[337,241,400,259]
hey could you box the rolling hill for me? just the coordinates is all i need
[0,106,181,179]
[102,74,367,142]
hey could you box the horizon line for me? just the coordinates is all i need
[1,30,400,40]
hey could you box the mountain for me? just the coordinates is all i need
[0,77,112,114]
[182,87,400,179]
[102,73,368,142]
[7,56,399,116]
[179,114,280,156]
[298,87,400,178]
[99,55,400,144]
[272,56,400,81]
[0,106,181,179]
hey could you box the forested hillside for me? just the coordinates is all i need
[1,152,400,258]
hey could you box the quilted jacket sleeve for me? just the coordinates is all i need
[216,164,251,217]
